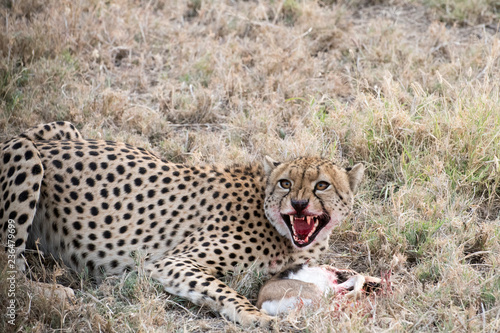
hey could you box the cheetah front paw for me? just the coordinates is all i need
[234,309,275,328]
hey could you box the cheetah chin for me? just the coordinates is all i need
[280,213,330,247]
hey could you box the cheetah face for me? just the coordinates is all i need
[263,156,364,248]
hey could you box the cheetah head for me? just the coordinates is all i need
[263,156,364,249]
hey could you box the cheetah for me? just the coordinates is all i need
[0,121,364,326]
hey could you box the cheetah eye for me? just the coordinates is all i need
[315,181,330,191]
[278,179,292,190]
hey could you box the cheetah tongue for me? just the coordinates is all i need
[291,216,318,242]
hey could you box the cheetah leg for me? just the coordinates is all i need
[1,121,81,268]
[146,256,273,327]
[0,137,43,272]
[0,135,77,307]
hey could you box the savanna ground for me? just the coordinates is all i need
[1,0,499,332]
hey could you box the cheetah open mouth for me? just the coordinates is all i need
[281,214,330,247]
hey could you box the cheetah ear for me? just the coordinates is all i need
[263,156,281,175]
[347,163,364,193]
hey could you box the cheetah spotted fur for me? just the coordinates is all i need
[0,122,364,326]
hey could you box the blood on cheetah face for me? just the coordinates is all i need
[263,157,364,248]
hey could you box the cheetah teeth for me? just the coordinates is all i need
[290,215,316,225]
[290,215,319,243]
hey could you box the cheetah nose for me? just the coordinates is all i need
[291,199,309,215]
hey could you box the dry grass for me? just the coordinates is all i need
[1,0,499,332]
